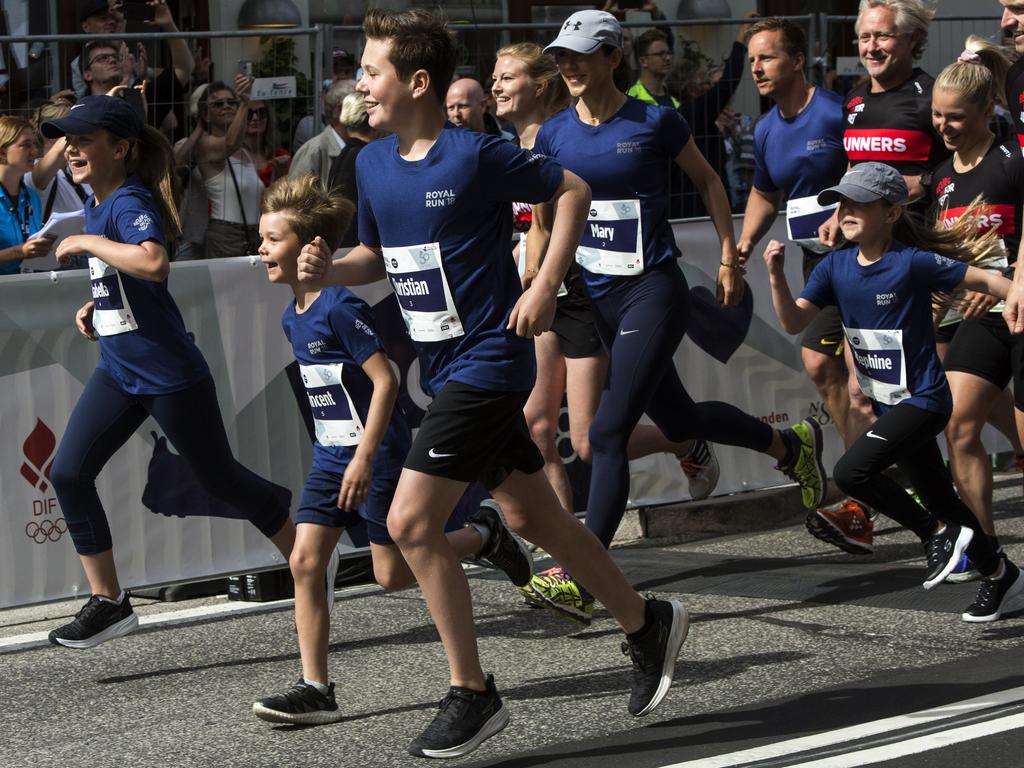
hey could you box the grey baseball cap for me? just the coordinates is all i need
[544,10,622,54]
[817,162,909,206]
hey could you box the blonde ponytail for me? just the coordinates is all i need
[126,126,182,243]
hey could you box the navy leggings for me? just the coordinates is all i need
[51,368,291,555]
[833,402,1000,575]
[586,263,774,547]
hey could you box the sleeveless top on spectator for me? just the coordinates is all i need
[204,150,261,224]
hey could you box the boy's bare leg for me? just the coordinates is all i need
[386,469,486,690]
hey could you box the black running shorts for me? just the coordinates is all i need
[404,381,545,488]
[943,313,1024,410]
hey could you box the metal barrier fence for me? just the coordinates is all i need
[0,10,1005,263]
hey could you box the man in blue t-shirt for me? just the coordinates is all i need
[296,8,689,760]
[736,18,878,555]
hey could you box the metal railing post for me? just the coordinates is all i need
[313,24,326,132]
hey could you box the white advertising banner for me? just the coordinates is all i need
[3,216,996,608]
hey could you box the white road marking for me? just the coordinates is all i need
[659,686,1024,767]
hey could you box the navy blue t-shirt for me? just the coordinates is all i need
[534,98,691,299]
[800,241,968,415]
[357,124,563,396]
[282,286,410,476]
[85,175,209,394]
[754,87,847,202]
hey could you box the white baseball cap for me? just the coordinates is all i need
[544,10,623,55]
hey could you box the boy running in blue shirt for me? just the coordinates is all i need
[298,8,689,758]
[252,175,532,725]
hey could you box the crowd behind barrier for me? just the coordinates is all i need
[0,10,1007,262]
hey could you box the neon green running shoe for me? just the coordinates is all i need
[521,566,594,626]
[777,417,826,510]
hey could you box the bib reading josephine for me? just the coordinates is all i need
[845,327,909,405]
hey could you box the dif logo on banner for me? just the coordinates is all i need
[20,419,66,544]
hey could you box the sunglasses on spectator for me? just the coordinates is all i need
[248,108,268,118]
[209,99,240,109]
[88,53,119,66]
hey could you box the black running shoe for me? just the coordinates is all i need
[407,674,509,758]
[923,524,973,590]
[465,500,533,587]
[621,597,689,717]
[962,561,1024,623]
[253,680,344,725]
[48,593,139,649]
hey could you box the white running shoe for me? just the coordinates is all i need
[678,439,720,501]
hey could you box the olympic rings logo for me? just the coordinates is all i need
[25,518,67,544]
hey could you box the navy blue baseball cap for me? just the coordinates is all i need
[41,95,142,141]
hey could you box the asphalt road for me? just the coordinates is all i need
[3,478,1023,768]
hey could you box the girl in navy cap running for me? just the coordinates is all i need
[42,95,297,649]
[764,161,1023,622]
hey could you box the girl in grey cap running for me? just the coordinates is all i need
[764,161,1023,622]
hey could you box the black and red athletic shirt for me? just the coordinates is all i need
[933,139,1024,273]
[843,68,950,176]
[1007,56,1024,154]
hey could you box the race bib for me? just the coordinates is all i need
[299,363,365,447]
[89,256,138,337]
[845,327,910,406]
[382,243,464,343]
[786,195,837,254]
[576,199,643,276]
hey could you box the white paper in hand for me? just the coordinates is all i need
[30,209,86,241]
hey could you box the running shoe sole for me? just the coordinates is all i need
[527,582,593,626]
[961,571,1024,623]
[252,702,345,725]
[923,526,974,590]
[51,611,139,649]
[945,568,982,584]
[632,599,689,717]
[805,510,874,555]
[412,703,510,759]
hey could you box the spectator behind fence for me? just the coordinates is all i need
[0,117,51,275]
[675,16,754,217]
[171,83,211,260]
[294,49,357,151]
[28,95,92,269]
[247,100,291,186]
[79,3,194,136]
[71,0,126,98]
[446,78,513,139]
[192,76,263,257]
[628,30,679,108]
[289,80,354,185]
[325,92,382,248]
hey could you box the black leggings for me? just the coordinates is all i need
[51,368,291,555]
[833,402,1000,574]
[585,263,774,548]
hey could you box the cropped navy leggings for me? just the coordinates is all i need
[586,263,773,548]
[51,367,291,555]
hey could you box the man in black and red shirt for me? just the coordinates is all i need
[820,0,948,248]
[843,0,948,196]
[1002,1,1024,153]
[999,0,1024,333]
